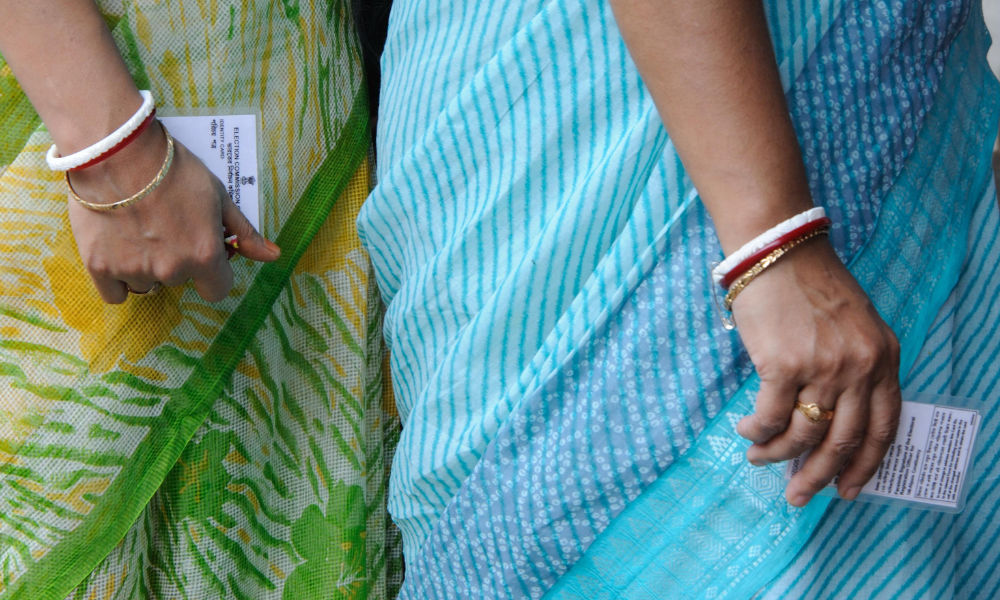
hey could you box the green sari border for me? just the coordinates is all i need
[0,56,41,169]
[4,88,371,600]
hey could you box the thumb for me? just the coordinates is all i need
[220,195,280,262]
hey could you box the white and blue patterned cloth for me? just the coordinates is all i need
[358,0,1000,597]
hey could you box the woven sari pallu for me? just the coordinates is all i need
[360,0,1000,597]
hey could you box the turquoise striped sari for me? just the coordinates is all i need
[358,0,1000,596]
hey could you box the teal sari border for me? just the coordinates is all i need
[3,89,371,600]
[547,11,1000,600]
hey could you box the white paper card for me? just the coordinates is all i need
[160,114,260,231]
[785,401,979,509]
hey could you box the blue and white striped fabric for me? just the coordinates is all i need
[762,180,1000,599]
[357,0,1000,596]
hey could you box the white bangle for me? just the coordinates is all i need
[711,207,827,286]
[45,90,155,172]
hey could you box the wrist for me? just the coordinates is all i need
[699,160,815,255]
[712,195,816,255]
[715,208,831,288]
[67,121,169,205]
[46,89,146,158]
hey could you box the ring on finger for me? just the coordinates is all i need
[126,282,162,296]
[794,401,834,424]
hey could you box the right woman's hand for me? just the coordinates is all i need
[732,239,901,507]
[66,121,280,304]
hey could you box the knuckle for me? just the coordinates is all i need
[756,416,787,438]
[791,428,825,448]
[813,353,842,376]
[153,259,185,283]
[886,336,902,365]
[830,435,863,458]
[886,331,900,352]
[192,241,222,268]
[763,355,801,379]
[868,425,897,446]
[84,256,112,278]
[850,344,881,372]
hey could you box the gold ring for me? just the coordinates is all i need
[795,401,834,424]
[126,282,162,296]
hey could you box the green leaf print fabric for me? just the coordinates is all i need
[0,2,402,599]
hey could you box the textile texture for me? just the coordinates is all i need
[0,2,402,599]
[360,0,1000,597]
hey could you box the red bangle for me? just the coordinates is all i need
[719,217,832,289]
[68,109,158,172]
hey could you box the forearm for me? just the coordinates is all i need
[0,1,142,154]
[609,0,813,253]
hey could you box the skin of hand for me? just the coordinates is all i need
[730,239,901,505]
[608,0,902,505]
[66,122,280,303]
[0,0,279,303]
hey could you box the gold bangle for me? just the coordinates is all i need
[723,227,829,311]
[65,125,174,212]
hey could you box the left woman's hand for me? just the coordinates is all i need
[732,238,901,507]
[66,125,279,304]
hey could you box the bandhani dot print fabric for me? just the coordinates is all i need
[361,0,1000,597]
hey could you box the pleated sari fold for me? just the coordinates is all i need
[361,0,1000,597]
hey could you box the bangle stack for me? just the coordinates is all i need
[46,90,156,172]
[50,90,175,212]
[65,125,174,212]
[712,207,831,328]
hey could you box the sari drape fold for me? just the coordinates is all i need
[0,3,401,599]
[361,0,1000,597]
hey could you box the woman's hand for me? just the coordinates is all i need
[732,238,901,506]
[0,3,278,304]
[606,0,902,505]
[67,122,280,304]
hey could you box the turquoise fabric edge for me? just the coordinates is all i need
[545,9,1000,599]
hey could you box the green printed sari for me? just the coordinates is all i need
[0,2,401,599]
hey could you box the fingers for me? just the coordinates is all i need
[782,387,869,506]
[220,191,280,263]
[92,273,129,304]
[726,240,902,507]
[191,244,235,302]
[69,137,273,305]
[85,213,256,303]
[123,279,160,295]
[737,377,799,444]
[745,386,838,467]
[836,376,902,499]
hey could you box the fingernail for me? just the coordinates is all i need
[749,458,766,467]
[844,486,862,501]
[790,494,809,507]
[265,239,281,256]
